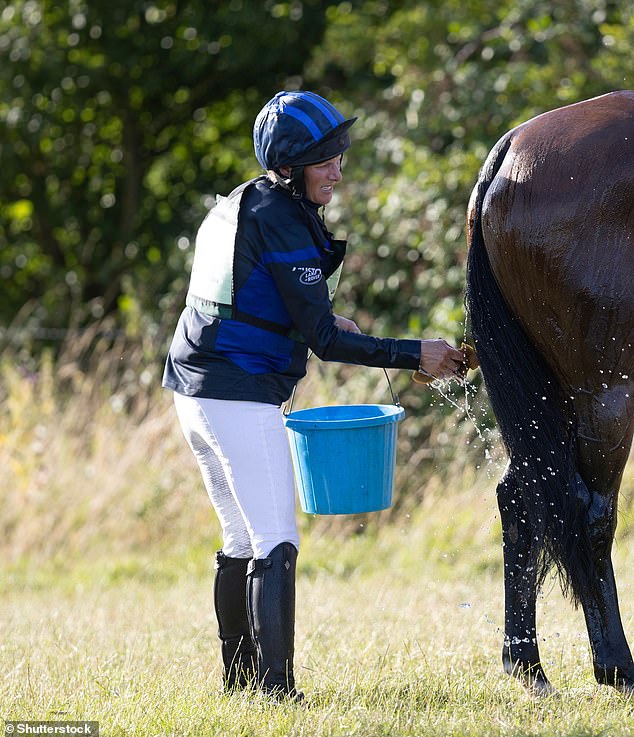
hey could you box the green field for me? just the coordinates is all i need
[2,359,634,736]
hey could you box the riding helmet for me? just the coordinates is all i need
[253,90,357,171]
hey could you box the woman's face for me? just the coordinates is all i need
[302,155,343,205]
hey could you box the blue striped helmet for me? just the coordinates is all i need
[253,90,356,170]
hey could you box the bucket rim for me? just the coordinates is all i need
[284,403,404,430]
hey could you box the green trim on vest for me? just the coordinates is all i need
[185,295,233,320]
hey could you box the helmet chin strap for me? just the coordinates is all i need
[274,166,305,199]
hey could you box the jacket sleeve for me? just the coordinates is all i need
[261,218,421,371]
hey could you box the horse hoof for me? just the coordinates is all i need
[503,655,556,697]
[510,669,557,698]
[526,677,558,698]
[594,665,634,695]
[611,678,634,697]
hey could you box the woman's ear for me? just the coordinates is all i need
[279,165,291,178]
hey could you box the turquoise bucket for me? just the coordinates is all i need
[284,404,405,515]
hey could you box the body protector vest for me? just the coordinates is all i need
[185,179,345,332]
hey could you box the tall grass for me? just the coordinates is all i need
[0,333,208,571]
[0,329,494,569]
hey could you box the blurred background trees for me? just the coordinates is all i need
[3,0,632,347]
[1,0,632,477]
[0,0,338,342]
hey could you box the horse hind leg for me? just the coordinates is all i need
[497,466,555,696]
[573,394,634,692]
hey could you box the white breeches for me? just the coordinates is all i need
[173,393,299,559]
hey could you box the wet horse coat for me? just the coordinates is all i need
[465,90,634,693]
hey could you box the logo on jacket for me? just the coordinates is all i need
[295,267,323,285]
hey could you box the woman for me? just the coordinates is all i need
[162,90,465,700]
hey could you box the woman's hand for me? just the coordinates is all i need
[334,314,362,334]
[417,339,465,381]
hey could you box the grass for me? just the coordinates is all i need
[2,346,634,736]
[5,510,634,737]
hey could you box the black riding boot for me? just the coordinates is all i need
[247,542,303,700]
[213,550,257,690]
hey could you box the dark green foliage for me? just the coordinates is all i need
[0,0,337,337]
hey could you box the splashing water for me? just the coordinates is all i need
[420,364,506,481]
[427,372,496,456]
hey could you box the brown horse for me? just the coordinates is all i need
[465,90,634,694]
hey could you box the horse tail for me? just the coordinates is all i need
[465,133,595,604]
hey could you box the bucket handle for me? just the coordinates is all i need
[283,354,400,416]
[382,366,400,406]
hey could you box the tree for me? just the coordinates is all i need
[0,0,337,339]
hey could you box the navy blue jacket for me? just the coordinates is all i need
[163,177,420,404]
